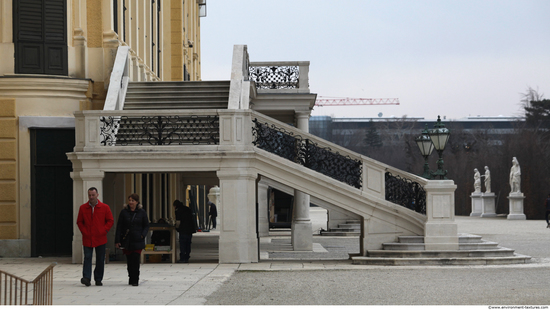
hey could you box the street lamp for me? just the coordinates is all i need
[415,124,434,179]
[428,115,451,179]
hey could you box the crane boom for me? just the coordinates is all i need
[315,97,400,107]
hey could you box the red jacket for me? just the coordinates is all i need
[77,200,114,248]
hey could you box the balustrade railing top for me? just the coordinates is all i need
[249,61,310,92]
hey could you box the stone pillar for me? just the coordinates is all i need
[424,180,458,251]
[291,112,312,251]
[481,192,497,217]
[71,169,105,264]
[257,181,270,237]
[507,193,526,220]
[217,169,258,263]
[470,192,482,216]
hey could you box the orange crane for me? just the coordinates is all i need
[315,96,400,107]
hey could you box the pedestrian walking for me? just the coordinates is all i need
[76,187,114,286]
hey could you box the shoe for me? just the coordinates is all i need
[547,224,549,228]
[95,281,103,286]
[131,282,139,286]
[81,278,91,287]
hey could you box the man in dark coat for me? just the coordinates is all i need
[174,200,196,263]
[208,201,217,229]
[76,187,114,286]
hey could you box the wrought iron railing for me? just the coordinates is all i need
[249,65,299,90]
[252,118,362,188]
[0,263,56,305]
[100,115,219,146]
[385,172,427,214]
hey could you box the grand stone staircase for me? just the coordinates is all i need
[320,220,361,236]
[123,81,230,110]
[351,233,531,265]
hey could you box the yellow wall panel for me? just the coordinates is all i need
[0,182,16,201]
[0,99,15,117]
[0,163,16,180]
[0,141,16,160]
[86,0,103,48]
[0,225,17,239]
[0,119,16,139]
[0,204,16,222]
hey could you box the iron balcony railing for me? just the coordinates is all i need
[0,263,56,305]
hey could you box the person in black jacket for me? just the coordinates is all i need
[115,193,149,286]
[208,201,217,230]
[174,200,196,263]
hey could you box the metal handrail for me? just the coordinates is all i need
[0,263,56,305]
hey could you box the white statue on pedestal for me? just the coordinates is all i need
[473,168,481,193]
[482,166,491,193]
[509,157,521,194]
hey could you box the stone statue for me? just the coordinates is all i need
[509,157,521,194]
[482,166,491,193]
[473,168,481,193]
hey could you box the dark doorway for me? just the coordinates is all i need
[31,128,75,256]
[268,188,293,228]
[13,0,68,75]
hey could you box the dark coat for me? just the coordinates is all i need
[115,204,149,250]
[176,206,197,235]
[77,200,114,248]
[209,203,217,217]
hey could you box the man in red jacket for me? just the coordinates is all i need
[76,187,114,286]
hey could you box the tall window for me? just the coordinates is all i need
[13,0,68,75]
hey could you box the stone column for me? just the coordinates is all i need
[507,193,526,220]
[291,112,312,251]
[71,169,105,264]
[217,169,258,263]
[257,181,270,237]
[470,192,482,216]
[481,192,497,217]
[424,180,458,251]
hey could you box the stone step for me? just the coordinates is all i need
[351,254,532,266]
[367,247,516,258]
[337,224,360,230]
[397,234,483,244]
[319,231,360,236]
[123,101,228,109]
[128,80,230,88]
[382,241,500,251]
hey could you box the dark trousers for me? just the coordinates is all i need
[82,244,106,282]
[179,233,193,261]
[546,210,550,224]
[125,252,141,284]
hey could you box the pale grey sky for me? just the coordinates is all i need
[200,0,550,120]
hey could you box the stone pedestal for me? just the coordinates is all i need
[507,193,526,220]
[481,192,497,217]
[470,192,483,217]
[424,180,459,251]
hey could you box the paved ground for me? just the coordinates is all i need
[2,210,550,305]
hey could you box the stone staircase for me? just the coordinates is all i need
[351,233,531,265]
[123,80,230,110]
[320,220,361,236]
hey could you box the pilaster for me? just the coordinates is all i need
[424,180,458,251]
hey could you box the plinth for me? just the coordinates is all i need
[481,192,497,217]
[507,192,526,220]
[470,192,483,217]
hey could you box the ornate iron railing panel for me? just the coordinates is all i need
[100,115,219,146]
[384,172,426,214]
[252,118,362,188]
[300,140,362,189]
[249,66,299,89]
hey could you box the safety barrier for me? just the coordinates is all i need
[0,262,56,305]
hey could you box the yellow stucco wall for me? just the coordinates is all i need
[86,0,103,48]
[0,98,17,239]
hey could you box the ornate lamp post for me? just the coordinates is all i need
[428,115,451,179]
[415,124,434,179]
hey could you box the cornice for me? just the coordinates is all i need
[0,76,92,99]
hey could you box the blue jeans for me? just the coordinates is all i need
[179,234,192,261]
[83,244,106,282]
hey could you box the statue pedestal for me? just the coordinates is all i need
[470,192,483,217]
[481,192,497,217]
[507,193,526,220]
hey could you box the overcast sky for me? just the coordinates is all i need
[200,0,550,120]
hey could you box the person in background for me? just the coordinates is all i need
[208,201,218,230]
[545,194,550,229]
[77,187,114,287]
[174,200,196,263]
[115,193,149,286]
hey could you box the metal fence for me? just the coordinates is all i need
[0,263,56,305]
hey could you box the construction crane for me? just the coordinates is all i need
[315,96,400,107]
